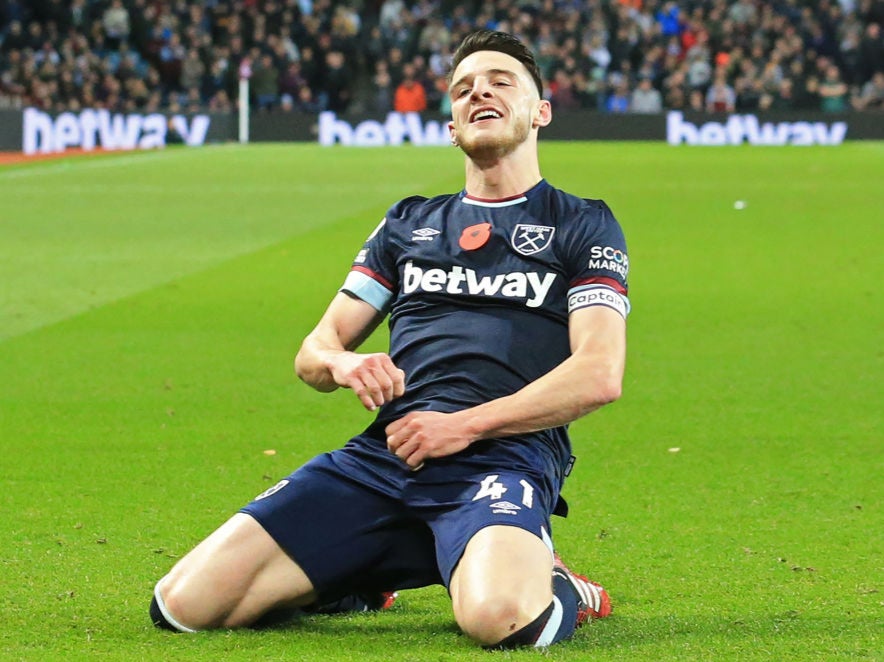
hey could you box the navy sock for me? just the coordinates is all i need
[150,593,178,632]
[549,570,580,643]
[482,569,583,649]
[149,584,197,633]
[483,602,555,650]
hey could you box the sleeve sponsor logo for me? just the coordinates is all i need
[588,246,629,278]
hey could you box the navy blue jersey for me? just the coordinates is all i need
[340,179,629,476]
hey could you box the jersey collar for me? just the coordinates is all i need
[460,179,548,208]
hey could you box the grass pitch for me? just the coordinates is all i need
[0,141,881,661]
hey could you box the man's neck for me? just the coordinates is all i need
[463,145,543,200]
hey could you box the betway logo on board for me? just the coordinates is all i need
[319,111,450,146]
[667,111,847,146]
[23,108,210,154]
[402,260,556,308]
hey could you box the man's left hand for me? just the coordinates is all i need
[385,411,475,469]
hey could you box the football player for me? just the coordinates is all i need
[152,29,628,649]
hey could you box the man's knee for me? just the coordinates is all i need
[455,593,543,647]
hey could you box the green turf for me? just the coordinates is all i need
[0,142,881,661]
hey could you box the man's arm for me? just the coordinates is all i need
[386,305,626,467]
[295,292,405,411]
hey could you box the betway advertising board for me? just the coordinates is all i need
[313,111,872,146]
[0,108,233,154]
[666,111,848,146]
[318,111,451,146]
[1,109,880,152]
[315,111,857,146]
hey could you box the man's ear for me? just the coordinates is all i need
[532,99,552,128]
[448,120,458,146]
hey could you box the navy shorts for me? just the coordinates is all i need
[240,436,559,603]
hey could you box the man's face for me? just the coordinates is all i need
[448,50,546,160]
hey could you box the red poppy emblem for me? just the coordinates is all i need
[459,222,492,250]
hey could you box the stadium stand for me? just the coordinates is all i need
[1,0,883,114]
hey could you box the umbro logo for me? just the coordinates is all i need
[412,227,440,242]
[490,501,521,515]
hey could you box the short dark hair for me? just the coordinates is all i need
[449,30,543,97]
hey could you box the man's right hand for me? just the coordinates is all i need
[326,351,406,411]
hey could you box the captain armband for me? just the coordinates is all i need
[567,285,630,319]
[340,269,394,313]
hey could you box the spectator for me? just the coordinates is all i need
[587,34,612,72]
[858,22,884,82]
[759,77,798,111]
[1,0,883,116]
[157,32,186,91]
[298,47,322,94]
[852,70,884,108]
[580,68,608,110]
[419,18,452,57]
[279,61,308,104]
[372,62,395,114]
[125,76,150,110]
[663,67,688,109]
[379,0,406,33]
[686,50,712,93]
[294,86,322,113]
[393,62,427,113]
[208,89,233,113]
[279,93,295,112]
[656,2,682,38]
[839,18,865,85]
[201,59,232,105]
[434,74,452,113]
[548,70,578,110]
[179,48,205,95]
[706,72,736,112]
[605,74,631,113]
[729,0,758,27]
[25,20,45,52]
[362,25,387,75]
[734,75,764,110]
[102,0,130,51]
[385,46,405,87]
[818,64,850,111]
[1,20,27,54]
[800,74,822,110]
[321,50,352,113]
[630,76,663,113]
[165,116,184,144]
[251,53,280,111]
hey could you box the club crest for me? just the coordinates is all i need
[511,224,555,256]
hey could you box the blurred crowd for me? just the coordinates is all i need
[1,0,883,115]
